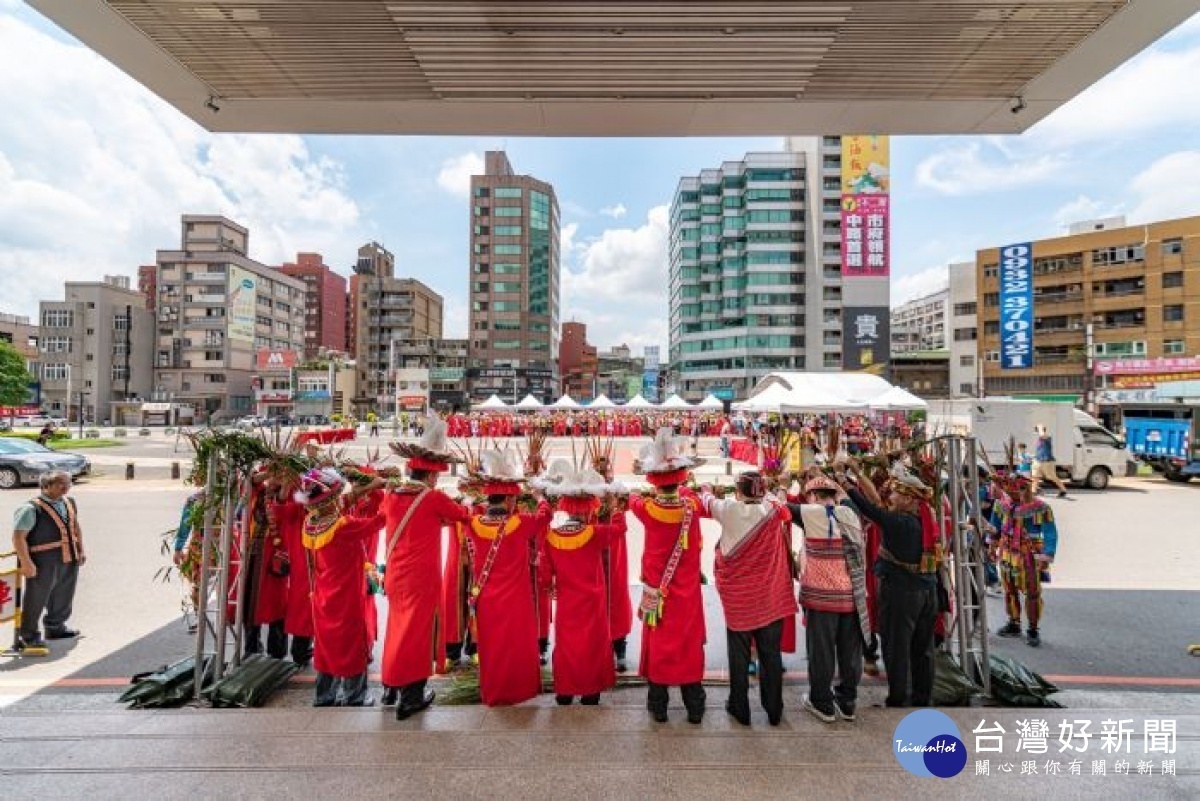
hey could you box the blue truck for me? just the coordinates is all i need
[1121,406,1200,483]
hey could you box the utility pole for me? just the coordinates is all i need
[77,391,85,438]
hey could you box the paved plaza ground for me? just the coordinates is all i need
[1,433,1197,797]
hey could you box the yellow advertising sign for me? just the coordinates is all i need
[841,135,890,195]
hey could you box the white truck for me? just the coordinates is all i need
[927,399,1135,490]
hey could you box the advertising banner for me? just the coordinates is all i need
[1095,357,1200,376]
[842,306,890,370]
[999,242,1034,370]
[255,349,298,371]
[227,266,258,345]
[841,135,890,195]
[841,195,890,278]
[642,370,659,403]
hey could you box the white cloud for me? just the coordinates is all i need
[915,141,1068,197]
[599,203,627,219]
[0,14,364,319]
[435,152,484,198]
[1129,150,1200,223]
[561,206,670,350]
[1052,195,1125,231]
[891,265,949,308]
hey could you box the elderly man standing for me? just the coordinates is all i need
[11,471,85,652]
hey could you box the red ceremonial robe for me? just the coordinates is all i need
[604,515,633,642]
[308,492,384,678]
[379,486,471,688]
[441,520,471,651]
[465,502,552,706]
[629,493,706,686]
[535,539,553,641]
[545,515,625,697]
[271,499,313,638]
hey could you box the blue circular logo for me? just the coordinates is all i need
[892,710,967,778]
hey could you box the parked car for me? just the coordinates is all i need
[0,437,91,489]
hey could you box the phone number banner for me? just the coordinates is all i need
[1000,242,1034,370]
[841,194,890,278]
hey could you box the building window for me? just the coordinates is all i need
[1164,339,1186,355]
[985,350,999,363]
[959,383,975,395]
[1092,244,1144,266]
[1162,238,1183,255]
[205,350,222,361]
[42,336,72,353]
[41,310,73,328]
[473,187,490,198]
[953,328,977,342]
[493,226,523,237]
[43,363,68,380]
[1164,305,1185,323]
[494,244,522,255]
[112,365,130,381]
[959,355,975,367]
[495,187,523,199]
[1094,341,1145,357]
[953,302,976,316]
[204,373,226,383]
[1163,272,1184,289]
[473,225,489,235]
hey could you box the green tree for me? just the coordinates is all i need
[0,340,34,420]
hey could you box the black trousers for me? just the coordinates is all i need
[726,618,785,722]
[399,678,428,706]
[19,552,78,640]
[647,681,706,715]
[244,620,312,664]
[877,577,938,707]
[804,609,862,712]
[315,672,370,706]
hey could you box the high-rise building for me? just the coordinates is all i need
[39,276,153,424]
[467,151,560,403]
[669,137,889,399]
[347,242,395,359]
[891,288,948,354]
[947,262,979,398]
[151,215,306,421]
[280,252,348,358]
[978,215,1200,409]
[393,337,470,411]
[559,321,598,401]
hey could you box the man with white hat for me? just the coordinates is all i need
[629,428,706,724]
[381,411,472,719]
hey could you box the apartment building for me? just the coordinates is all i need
[280,252,348,358]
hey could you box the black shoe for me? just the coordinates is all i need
[997,621,1022,637]
[649,707,668,723]
[834,700,856,723]
[381,687,399,706]
[615,659,628,673]
[44,628,79,640]
[768,713,782,727]
[555,694,574,706]
[345,696,375,708]
[686,708,704,725]
[1026,629,1041,647]
[16,635,48,653]
[725,702,750,726]
[802,693,836,724]
[580,694,601,706]
[395,689,435,721]
[1057,491,1067,499]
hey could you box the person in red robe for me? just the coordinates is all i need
[237,474,291,660]
[629,428,706,724]
[379,414,473,719]
[298,467,384,707]
[464,450,552,706]
[268,485,313,668]
[538,463,627,705]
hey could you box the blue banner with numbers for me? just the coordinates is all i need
[1000,242,1034,369]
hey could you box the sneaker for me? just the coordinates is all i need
[997,621,1022,638]
[1026,629,1041,647]
[801,693,836,724]
[1057,491,1067,499]
[725,702,750,727]
[834,700,856,723]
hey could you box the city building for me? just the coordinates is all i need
[596,344,644,403]
[393,337,469,411]
[891,287,948,354]
[0,313,40,411]
[947,261,979,397]
[559,321,598,401]
[151,215,306,422]
[347,241,444,413]
[978,215,1200,408]
[39,275,153,424]
[137,265,157,312]
[468,150,560,403]
[668,137,890,399]
[280,252,348,358]
[890,349,951,399]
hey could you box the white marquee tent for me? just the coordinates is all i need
[588,394,617,409]
[741,371,925,413]
[474,394,510,411]
[550,395,581,409]
[515,394,544,411]
[697,394,725,410]
[658,394,693,410]
[623,394,657,409]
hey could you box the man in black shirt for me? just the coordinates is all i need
[836,463,938,708]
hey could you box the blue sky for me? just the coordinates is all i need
[2,1,1199,352]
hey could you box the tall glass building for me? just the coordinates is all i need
[468,151,560,403]
[668,137,889,400]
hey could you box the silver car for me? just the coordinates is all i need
[0,438,91,489]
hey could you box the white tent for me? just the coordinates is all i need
[659,394,694,410]
[733,384,796,413]
[696,394,725,410]
[750,371,897,411]
[550,394,581,409]
[474,394,510,411]
[515,394,544,411]
[588,394,616,409]
[868,386,928,411]
[623,394,656,409]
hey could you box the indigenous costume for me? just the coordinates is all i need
[990,472,1058,646]
[533,461,626,705]
[298,468,383,707]
[703,474,797,727]
[464,451,552,706]
[629,428,706,724]
[270,494,313,667]
[443,506,480,665]
[240,476,291,659]
[381,413,472,719]
[788,476,870,723]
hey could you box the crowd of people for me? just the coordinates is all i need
[158,412,1058,725]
